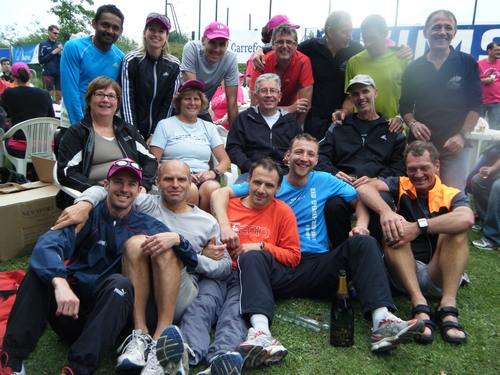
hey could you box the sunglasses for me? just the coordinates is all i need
[52,31,59,35]
[112,159,142,171]
[147,13,171,29]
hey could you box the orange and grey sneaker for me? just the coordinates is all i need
[235,328,288,368]
[371,316,425,353]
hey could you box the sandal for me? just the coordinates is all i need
[434,306,467,344]
[411,304,435,344]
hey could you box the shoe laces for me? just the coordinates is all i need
[117,330,151,355]
[0,352,14,375]
[144,345,160,371]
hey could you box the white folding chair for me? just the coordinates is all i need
[52,162,82,199]
[1,117,59,176]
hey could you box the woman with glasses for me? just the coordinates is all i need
[151,80,231,213]
[56,76,158,209]
[120,13,180,145]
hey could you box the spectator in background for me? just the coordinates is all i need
[60,4,125,128]
[151,80,230,213]
[0,58,14,83]
[0,62,55,166]
[211,79,245,130]
[38,24,63,104]
[471,148,500,250]
[400,9,482,191]
[181,22,239,127]
[477,41,500,130]
[120,13,180,145]
[250,24,314,126]
[56,76,157,209]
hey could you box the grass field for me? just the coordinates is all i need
[0,230,499,375]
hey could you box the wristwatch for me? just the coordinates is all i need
[211,168,221,180]
[417,218,429,235]
[459,129,471,140]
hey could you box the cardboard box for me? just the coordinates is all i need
[31,155,56,183]
[0,182,61,261]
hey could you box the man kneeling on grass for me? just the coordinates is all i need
[211,134,425,369]
[0,159,196,375]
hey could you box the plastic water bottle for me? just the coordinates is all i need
[275,310,329,332]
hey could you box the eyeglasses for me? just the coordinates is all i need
[257,88,279,95]
[147,13,171,30]
[93,92,119,101]
[111,159,142,171]
[274,40,296,46]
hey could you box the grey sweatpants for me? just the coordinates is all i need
[178,270,248,365]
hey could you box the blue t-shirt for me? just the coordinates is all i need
[232,171,357,253]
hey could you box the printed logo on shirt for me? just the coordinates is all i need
[114,288,127,297]
[97,240,107,246]
[237,224,270,239]
[113,62,120,68]
[163,72,169,76]
[446,76,462,90]
[381,135,387,141]
[173,134,207,142]
[123,135,133,142]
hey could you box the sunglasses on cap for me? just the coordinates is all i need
[112,159,142,171]
[147,13,171,29]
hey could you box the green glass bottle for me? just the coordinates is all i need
[330,269,354,346]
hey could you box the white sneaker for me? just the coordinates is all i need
[116,329,153,370]
[235,328,287,368]
[140,345,163,375]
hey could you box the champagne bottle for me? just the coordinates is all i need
[330,269,354,346]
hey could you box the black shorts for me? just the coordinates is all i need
[44,75,61,91]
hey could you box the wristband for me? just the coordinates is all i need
[409,121,420,129]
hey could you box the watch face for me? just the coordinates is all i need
[418,218,428,228]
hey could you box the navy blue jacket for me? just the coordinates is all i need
[29,201,198,305]
[38,38,61,76]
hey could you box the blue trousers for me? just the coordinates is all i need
[471,170,500,245]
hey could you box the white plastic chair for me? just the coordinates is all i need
[52,162,82,199]
[1,117,59,176]
[216,135,239,186]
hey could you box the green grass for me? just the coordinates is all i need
[1,229,499,374]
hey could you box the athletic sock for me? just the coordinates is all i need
[250,314,271,336]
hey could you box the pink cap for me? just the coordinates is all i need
[203,22,230,40]
[178,79,205,93]
[267,15,300,34]
[107,158,142,184]
[11,62,30,77]
[146,12,171,32]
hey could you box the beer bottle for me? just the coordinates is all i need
[330,269,354,346]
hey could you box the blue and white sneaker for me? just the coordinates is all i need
[116,329,152,370]
[156,325,189,375]
[197,352,243,375]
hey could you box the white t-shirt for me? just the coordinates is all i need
[151,116,223,172]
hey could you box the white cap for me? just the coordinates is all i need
[346,74,376,92]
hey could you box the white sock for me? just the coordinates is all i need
[250,314,271,335]
[372,307,390,330]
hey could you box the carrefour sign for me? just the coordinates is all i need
[229,25,500,63]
